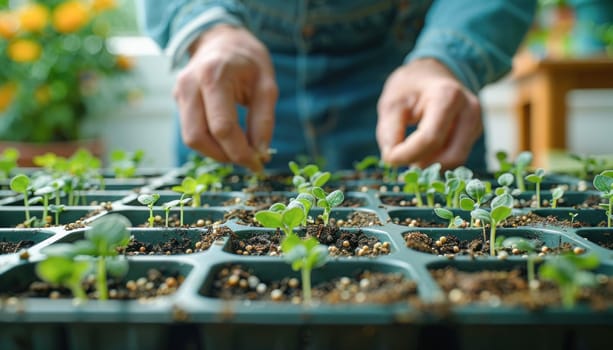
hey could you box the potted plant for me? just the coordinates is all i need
[0,0,137,166]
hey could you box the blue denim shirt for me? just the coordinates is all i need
[137,0,536,171]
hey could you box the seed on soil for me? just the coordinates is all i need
[227,275,239,287]
[573,247,585,255]
[497,251,509,260]
[247,276,260,288]
[270,289,283,301]
[196,219,205,227]
[256,283,267,294]
[288,278,300,289]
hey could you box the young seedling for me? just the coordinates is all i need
[138,193,160,228]
[36,244,90,302]
[421,163,443,207]
[172,176,203,207]
[32,182,56,226]
[110,149,145,179]
[294,192,315,226]
[255,200,306,237]
[570,153,605,180]
[495,172,515,196]
[161,197,192,227]
[10,174,33,226]
[312,187,344,226]
[551,186,565,208]
[593,171,613,227]
[525,168,546,208]
[434,208,464,228]
[401,167,423,207]
[513,151,533,192]
[289,161,331,193]
[569,212,579,225]
[471,192,513,256]
[80,214,131,300]
[49,204,65,226]
[353,155,380,174]
[460,179,489,227]
[539,253,600,309]
[380,161,398,183]
[502,237,540,289]
[0,147,19,181]
[443,166,473,208]
[281,234,328,305]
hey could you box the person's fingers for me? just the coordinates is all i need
[173,71,229,163]
[203,80,262,171]
[247,75,278,163]
[376,94,417,160]
[420,95,483,169]
[384,86,465,165]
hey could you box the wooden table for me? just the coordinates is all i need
[512,55,613,167]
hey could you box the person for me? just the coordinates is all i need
[137,0,536,173]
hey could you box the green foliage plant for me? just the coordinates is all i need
[172,176,203,207]
[10,173,32,226]
[401,167,423,207]
[311,187,344,226]
[353,155,380,173]
[0,147,19,181]
[282,234,328,305]
[551,186,565,208]
[161,197,192,227]
[110,149,145,179]
[36,249,90,303]
[294,192,315,226]
[525,168,546,208]
[502,237,540,289]
[255,200,306,237]
[289,161,331,193]
[137,193,160,228]
[495,151,533,192]
[80,214,131,301]
[433,208,464,228]
[459,178,490,227]
[539,253,600,309]
[471,192,514,256]
[593,170,613,227]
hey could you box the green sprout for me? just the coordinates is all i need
[161,197,192,227]
[471,193,514,256]
[502,237,540,289]
[49,204,65,226]
[495,151,533,192]
[36,248,90,302]
[380,161,398,183]
[459,179,490,227]
[289,161,331,193]
[110,149,145,179]
[353,155,380,173]
[551,186,565,208]
[255,200,306,237]
[570,153,605,180]
[401,167,423,207]
[443,166,473,208]
[80,214,131,301]
[137,193,160,228]
[172,176,203,207]
[569,212,579,225]
[294,192,315,226]
[421,163,443,207]
[496,172,515,196]
[10,174,33,226]
[281,234,328,305]
[593,170,613,227]
[433,208,464,228]
[311,187,344,226]
[539,253,600,309]
[0,147,19,181]
[525,168,546,208]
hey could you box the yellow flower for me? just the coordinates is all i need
[18,3,50,33]
[7,39,42,63]
[0,12,19,40]
[52,1,90,34]
[116,55,135,71]
[35,85,51,105]
[0,82,17,112]
[92,0,116,12]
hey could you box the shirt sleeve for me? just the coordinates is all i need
[136,0,248,68]
[405,0,537,92]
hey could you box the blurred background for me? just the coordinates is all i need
[1,0,612,171]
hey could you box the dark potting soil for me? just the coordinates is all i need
[0,240,35,255]
[431,267,613,310]
[124,226,233,255]
[230,225,391,257]
[7,268,185,301]
[404,232,577,257]
[209,265,418,304]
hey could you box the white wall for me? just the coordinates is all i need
[99,38,613,170]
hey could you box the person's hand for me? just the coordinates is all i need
[376,58,483,170]
[174,25,278,172]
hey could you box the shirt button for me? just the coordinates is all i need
[302,25,315,38]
